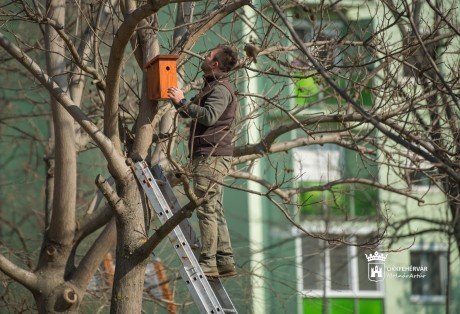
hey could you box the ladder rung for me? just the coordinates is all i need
[133,161,238,314]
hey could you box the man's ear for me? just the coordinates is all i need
[212,60,219,70]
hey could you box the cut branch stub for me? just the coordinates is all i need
[62,287,78,304]
[46,245,57,257]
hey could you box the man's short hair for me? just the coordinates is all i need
[213,45,238,72]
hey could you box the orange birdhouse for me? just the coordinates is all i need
[145,54,179,100]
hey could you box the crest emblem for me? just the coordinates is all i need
[365,251,387,282]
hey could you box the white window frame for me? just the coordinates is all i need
[295,223,385,299]
[293,144,344,184]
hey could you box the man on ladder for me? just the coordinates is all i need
[168,44,238,279]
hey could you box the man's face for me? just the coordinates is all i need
[201,48,219,74]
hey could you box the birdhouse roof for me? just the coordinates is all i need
[145,54,179,68]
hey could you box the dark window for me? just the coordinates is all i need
[410,250,447,296]
[302,236,325,290]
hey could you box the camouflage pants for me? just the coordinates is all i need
[192,155,234,272]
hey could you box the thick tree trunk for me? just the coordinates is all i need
[42,7,76,285]
[110,175,149,313]
[109,6,159,312]
[129,15,160,162]
[151,3,194,168]
[33,278,81,313]
[32,0,80,312]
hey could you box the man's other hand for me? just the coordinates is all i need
[167,87,185,104]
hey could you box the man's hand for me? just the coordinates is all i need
[167,87,185,104]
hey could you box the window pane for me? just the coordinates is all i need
[303,298,324,314]
[410,252,423,295]
[425,252,444,295]
[357,246,377,291]
[411,251,447,296]
[299,184,348,217]
[407,168,436,187]
[344,145,378,179]
[330,245,350,290]
[299,182,325,216]
[344,149,379,217]
[294,145,343,183]
[302,237,325,290]
[303,298,383,314]
[358,298,383,314]
[353,186,378,216]
[295,144,346,218]
[327,185,348,216]
[330,298,354,314]
[293,18,344,69]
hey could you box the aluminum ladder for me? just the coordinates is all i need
[132,161,238,314]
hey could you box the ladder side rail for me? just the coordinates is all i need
[152,165,201,256]
[157,215,221,314]
[134,162,224,313]
[151,165,238,314]
[208,279,238,313]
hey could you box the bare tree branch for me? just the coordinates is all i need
[0,254,38,292]
[0,32,129,179]
[75,205,113,243]
[172,0,251,63]
[104,0,196,154]
[71,219,116,291]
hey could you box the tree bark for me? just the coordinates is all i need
[109,175,148,313]
[30,1,80,311]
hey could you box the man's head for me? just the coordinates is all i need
[201,45,238,75]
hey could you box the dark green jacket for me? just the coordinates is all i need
[174,74,237,156]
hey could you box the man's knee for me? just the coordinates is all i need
[197,201,217,219]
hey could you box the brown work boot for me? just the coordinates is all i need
[218,264,237,278]
[203,270,220,278]
[201,265,219,279]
